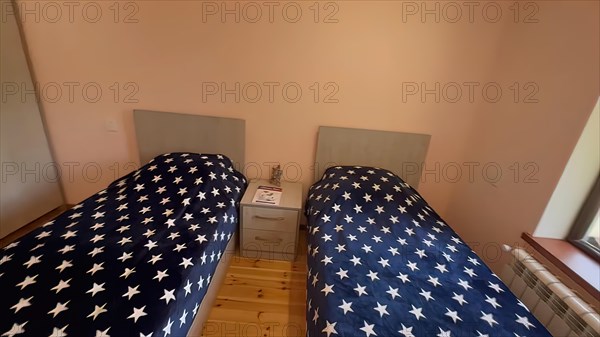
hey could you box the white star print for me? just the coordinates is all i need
[0,252,13,264]
[148,254,163,264]
[88,246,104,257]
[409,305,425,320]
[49,325,68,337]
[88,303,108,320]
[515,314,535,329]
[118,236,133,246]
[488,282,505,293]
[457,279,472,291]
[160,289,176,304]
[51,279,71,293]
[179,257,193,268]
[48,301,69,317]
[373,302,389,317]
[398,324,414,337]
[452,292,468,306]
[321,256,333,266]
[445,308,462,323]
[335,268,348,280]
[179,309,188,327]
[144,240,158,250]
[198,275,205,289]
[10,297,32,313]
[419,289,434,301]
[437,328,452,337]
[354,283,368,296]
[321,284,335,296]
[480,311,498,327]
[350,255,362,266]
[16,275,37,289]
[338,300,353,314]
[359,321,377,337]
[121,267,135,279]
[87,283,106,297]
[407,261,419,271]
[427,276,441,287]
[61,230,78,239]
[366,270,379,281]
[397,272,410,283]
[434,263,448,273]
[386,286,401,299]
[128,306,147,323]
[23,255,42,268]
[468,256,481,265]
[3,322,27,337]
[184,280,193,296]
[464,267,477,277]
[485,295,502,309]
[118,252,133,262]
[322,321,338,337]
[154,269,169,282]
[123,285,141,300]
[312,307,320,323]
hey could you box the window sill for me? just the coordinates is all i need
[521,232,599,300]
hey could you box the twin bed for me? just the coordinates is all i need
[305,127,551,337]
[1,111,246,337]
[1,112,551,337]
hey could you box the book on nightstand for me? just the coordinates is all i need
[252,185,283,205]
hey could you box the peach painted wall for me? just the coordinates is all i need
[12,1,599,269]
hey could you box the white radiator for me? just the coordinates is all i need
[500,246,600,337]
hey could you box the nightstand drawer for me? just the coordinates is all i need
[242,206,298,232]
[242,228,296,254]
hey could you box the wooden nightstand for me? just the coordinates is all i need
[240,180,302,261]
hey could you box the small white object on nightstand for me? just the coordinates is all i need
[240,179,302,261]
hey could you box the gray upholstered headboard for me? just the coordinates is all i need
[133,110,245,168]
[314,126,431,188]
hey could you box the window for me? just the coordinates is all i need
[568,175,600,260]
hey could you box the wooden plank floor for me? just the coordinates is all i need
[0,205,71,248]
[203,232,308,337]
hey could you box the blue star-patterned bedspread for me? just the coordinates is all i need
[0,153,247,337]
[305,166,551,337]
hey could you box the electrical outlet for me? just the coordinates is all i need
[105,119,118,132]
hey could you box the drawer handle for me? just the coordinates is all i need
[254,215,285,221]
[255,236,283,243]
